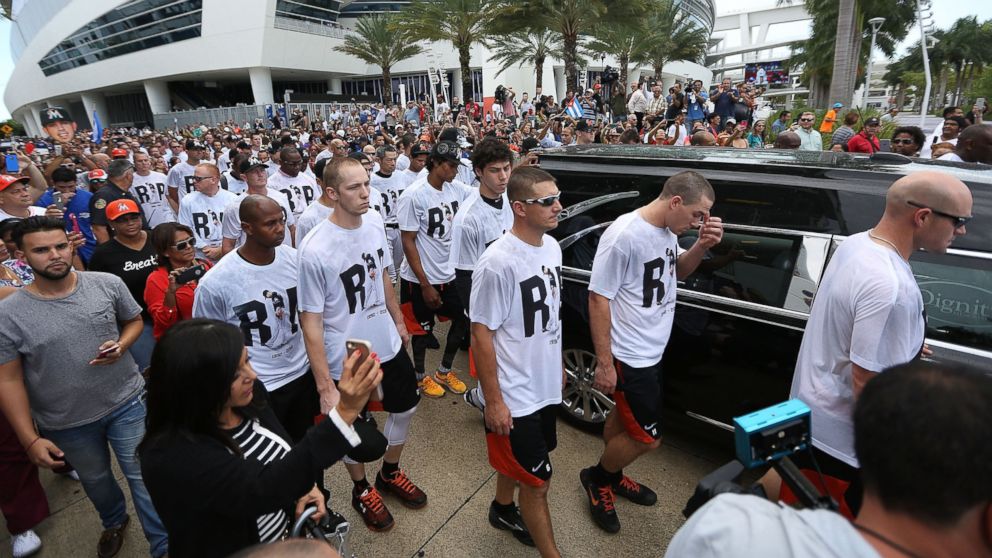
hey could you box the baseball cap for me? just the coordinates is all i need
[0,175,29,192]
[40,107,72,126]
[111,148,128,159]
[335,129,346,138]
[238,156,269,173]
[105,199,140,221]
[87,169,109,183]
[594,83,601,90]
[185,139,205,150]
[865,117,881,126]
[833,102,844,108]
[431,141,466,166]
[585,88,594,94]
[411,142,432,156]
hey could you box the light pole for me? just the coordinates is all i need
[917,0,936,127]
[861,17,885,109]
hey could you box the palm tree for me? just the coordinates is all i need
[485,29,564,92]
[491,0,650,94]
[826,0,858,108]
[634,0,711,82]
[332,14,424,103]
[393,0,492,102]
[585,21,647,90]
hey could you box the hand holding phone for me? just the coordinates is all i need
[5,154,19,173]
[175,264,206,285]
[346,339,381,401]
[53,192,65,211]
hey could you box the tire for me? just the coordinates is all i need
[560,348,615,432]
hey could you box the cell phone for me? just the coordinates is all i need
[345,339,372,366]
[53,192,65,211]
[97,345,119,358]
[5,154,18,173]
[69,213,80,234]
[175,264,206,285]
[54,144,62,156]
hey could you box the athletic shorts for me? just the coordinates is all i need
[399,278,464,336]
[613,358,664,444]
[485,405,558,487]
[372,349,421,414]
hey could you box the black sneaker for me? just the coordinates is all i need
[614,475,658,506]
[463,386,485,413]
[351,486,394,532]
[579,467,620,533]
[488,501,535,547]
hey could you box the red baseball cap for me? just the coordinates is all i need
[88,169,108,183]
[111,148,128,159]
[105,199,140,221]
[0,175,30,192]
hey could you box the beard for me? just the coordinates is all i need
[32,262,71,280]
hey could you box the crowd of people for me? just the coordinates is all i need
[0,79,989,558]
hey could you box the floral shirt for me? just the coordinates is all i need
[1,259,33,287]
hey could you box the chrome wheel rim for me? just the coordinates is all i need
[561,349,614,424]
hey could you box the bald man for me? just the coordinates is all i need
[772,131,801,149]
[786,171,972,515]
[690,131,717,147]
[939,123,992,164]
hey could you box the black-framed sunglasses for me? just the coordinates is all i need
[173,238,197,250]
[906,200,971,228]
[891,138,916,145]
[522,193,561,207]
[191,175,215,182]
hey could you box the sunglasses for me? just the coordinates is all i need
[191,175,215,182]
[891,138,916,145]
[522,193,561,207]
[799,118,814,122]
[906,201,971,228]
[173,238,197,250]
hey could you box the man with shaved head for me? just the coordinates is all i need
[773,131,801,149]
[785,170,973,516]
[939,123,992,164]
[690,131,717,147]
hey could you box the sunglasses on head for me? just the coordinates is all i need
[522,193,561,207]
[173,238,197,250]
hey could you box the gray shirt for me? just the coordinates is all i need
[0,272,144,430]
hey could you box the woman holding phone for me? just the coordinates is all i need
[144,222,211,340]
[139,319,381,558]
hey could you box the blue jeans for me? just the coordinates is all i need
[129,320,155,372]
[42,394,168,557]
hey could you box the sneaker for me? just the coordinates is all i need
[97,514,129,558]
[12,530,41,558]
[463,386,485,413]
[434,370,467,394]
[351,486,394,532]
[488,502,535,547]
[62,470,80,481]
[376,469,428,509]
[579,467,620,533]
[419,375,446,398]
[614,475,658,506]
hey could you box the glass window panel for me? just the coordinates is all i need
[911,252,992,352]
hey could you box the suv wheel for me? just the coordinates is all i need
[561,348,615,429]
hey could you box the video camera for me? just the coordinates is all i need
[683,400,838,518]
[601,66,619,85]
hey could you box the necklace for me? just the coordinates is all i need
[868,229,901,255]
[853,523,925,558]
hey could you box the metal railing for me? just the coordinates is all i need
[272,15,349,39]
[152,105,269,130]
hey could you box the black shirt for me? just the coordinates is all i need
[89,183,150,229]
[87,234,157,319]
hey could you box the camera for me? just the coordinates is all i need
[682,399,838,518]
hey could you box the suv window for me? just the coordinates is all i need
[677,229,803,309]
[911,251,992,352]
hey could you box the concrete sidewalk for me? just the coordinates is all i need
[1,349,726,558]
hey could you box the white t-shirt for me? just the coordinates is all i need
[222,171,248,195]
[588,211,682,367]
[370,171,407,225]
[397,177,473,285]
[192,245,309,390]
[295,200,333,247]
[937,152,964,162]
[666,123,689,146]
[449,191,513,271]
[177,189,239,259]
[0,206,46,221]
[395,153,410,172]
[216,151,231,174]
[790,232,925,467]
[397,168,421,190]
[297,217,400,380]
[221,189,295,250]
[166,161,198,201]
[267,170,318,220]
[665,494,880,558]
[470,232,563,417]
[130,171,174,228]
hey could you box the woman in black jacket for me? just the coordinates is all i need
[138,319,382,558]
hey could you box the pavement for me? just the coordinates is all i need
[0,331,730,558]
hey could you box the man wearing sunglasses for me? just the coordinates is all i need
[784,170,973,516]
[471,166,564,555]
[177,163,237,263]
[582,171,723,534]
[793,111,823,151]
[268,147,317,220]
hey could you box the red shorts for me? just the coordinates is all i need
[485,405,557,487]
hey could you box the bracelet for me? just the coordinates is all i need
[25,436,41,452]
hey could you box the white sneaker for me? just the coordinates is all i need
[61,469,80,481]
[12,529,42,558]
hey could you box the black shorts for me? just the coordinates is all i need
[789,446,863,517]
[399,278,464,336]
[376,349,420,413]
[485,405,558,487]
[613,358,663,444]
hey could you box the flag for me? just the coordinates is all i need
[91,111,103,143]
[565,98,583,119]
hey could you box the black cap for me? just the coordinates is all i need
[40,107,72,126]
[438,127,460,143]
[865,117,881,126]
[186,139,205,150]
[431,141,466,166]
[238,156,268,173]
[411,142,432,156]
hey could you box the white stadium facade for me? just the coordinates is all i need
[5,0,714,134]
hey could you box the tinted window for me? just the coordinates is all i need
[709,181,846,233]
[911,252,992,352]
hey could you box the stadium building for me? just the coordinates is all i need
[4,0,713,133]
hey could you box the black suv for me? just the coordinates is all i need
[541,145,992,435]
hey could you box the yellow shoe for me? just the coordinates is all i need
[434,371,467,394]
[419,375,446,398]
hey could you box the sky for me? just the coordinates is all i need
[0,1,989,120]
